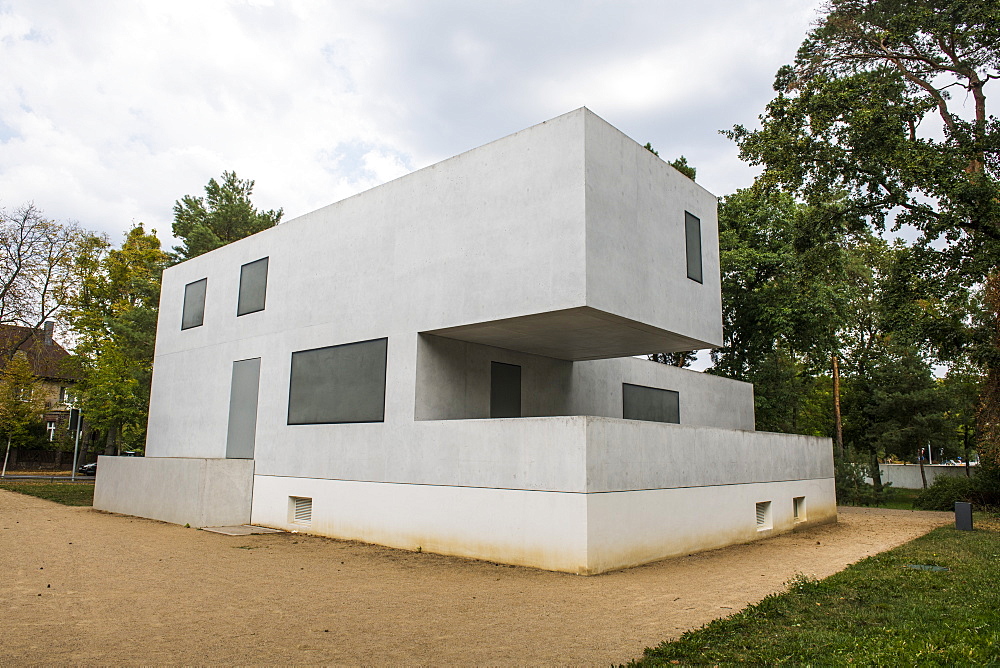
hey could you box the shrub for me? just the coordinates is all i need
[835,457,893,506]
[914,463,1000,511]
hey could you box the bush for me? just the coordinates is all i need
[836,457,893,506]
[913,475,977,510]
[914,463,1000,511]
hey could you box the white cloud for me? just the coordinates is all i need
[0,0,824,246]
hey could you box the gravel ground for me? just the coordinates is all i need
[1,489,950,666]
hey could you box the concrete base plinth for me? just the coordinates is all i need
[94,456,253,527]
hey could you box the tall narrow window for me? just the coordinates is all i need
[288,338,388,425]
[685,211,703,283]
[181,278,207,330]
[622,383,680,424]
[490,362,521,418]
[237,257,269,316]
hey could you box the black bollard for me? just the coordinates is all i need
[955,502,973,531]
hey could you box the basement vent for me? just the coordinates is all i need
[290,496,312,525]
[755,501,772,531]
[793,496,806,522]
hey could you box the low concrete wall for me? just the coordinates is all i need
[249,416,836,574]
[870,463,973,490]
[94,456,254,527]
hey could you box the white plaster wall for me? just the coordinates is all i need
[93,456,253,527]
[414,334,573,420]
[248,475,836,574]
[584,112,723,348]
[586,478,837,573]
[869,463,973,489]
[251,475,591,573]
[413,334,754,430]
[569,356,754,430]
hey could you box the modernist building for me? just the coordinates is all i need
[96,109,836,574]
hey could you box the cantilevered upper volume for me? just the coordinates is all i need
[153,107,722,363]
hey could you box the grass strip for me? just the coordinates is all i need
[0,480,95,506]
[630,517,1000,666]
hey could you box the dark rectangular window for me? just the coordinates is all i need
[623,383,679,424]
[237,257,269,316]
[287,338,388,424]
[181,278,207,330]
[685,211,703,283]
[490,362,521,418]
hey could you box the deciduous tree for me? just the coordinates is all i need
[729,0,1000,460]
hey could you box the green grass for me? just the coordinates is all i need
[881,486,922,510]
[630,517,1000,666]
[0,480,95,506]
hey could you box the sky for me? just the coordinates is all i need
[0,0,825,247]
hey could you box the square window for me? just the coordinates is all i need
[287,338,388,424]
[237,257,269,316]
[622,383,680,424]
[685,211,703,283]
[181,278,207,330]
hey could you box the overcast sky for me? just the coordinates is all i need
[1,0,824,246]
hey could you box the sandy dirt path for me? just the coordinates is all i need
[1,490,950,666]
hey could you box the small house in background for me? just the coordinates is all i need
[95,109,836,574]
[0,322,80,465]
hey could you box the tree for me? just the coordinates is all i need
[172,171,283,261]
[709,187,857,432]
[0,353,45,474]
[729,0,1000,460]
[0,203,93,359]
[67,225,169,454]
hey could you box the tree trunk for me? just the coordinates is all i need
[964,424,971,477]
[103,424,119,456]
[978,271,1000,467]
[919,451,928,489]
[870,450,883,495]
[832,354,844,459]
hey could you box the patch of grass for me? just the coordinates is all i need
[630,517,1000,666]
[880,487,922,510]
[0,480,95,506]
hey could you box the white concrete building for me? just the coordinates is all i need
[95,109,836,574]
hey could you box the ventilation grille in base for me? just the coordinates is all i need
[755,501,771,531]
[291,496,312,525]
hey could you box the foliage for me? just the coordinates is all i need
[835,451,893,506]
[630,521,1000,665]
[172,170,282,261]
[66,225,169,453]
[0,203,95,357]
[915,462,1000,510]
[0,353,46,451]
[728,0,1000,459]
[0,480,94,506]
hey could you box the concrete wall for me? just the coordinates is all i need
[870,463,974,489]
[94,456,253,527]
[247,416,835,573]
[414,334,754,429]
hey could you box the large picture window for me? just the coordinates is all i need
[181,278,207,330]
[237,257,269,316]
[622,382,680,424]
[685,211,703,284]
[287,338,388,424]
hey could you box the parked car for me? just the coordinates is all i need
[78,462,97,476]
